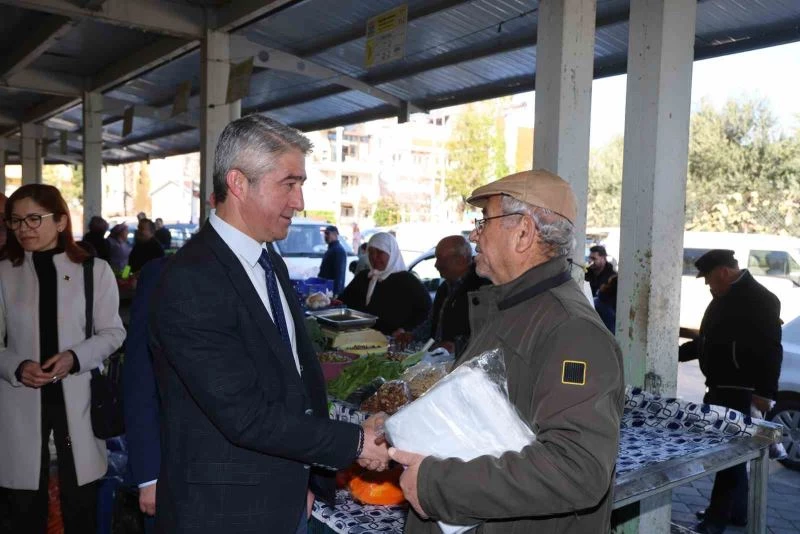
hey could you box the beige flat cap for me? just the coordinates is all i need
[466,169,577,224]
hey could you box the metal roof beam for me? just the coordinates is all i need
[291,0,471,56]
[2,68,84,97]
[0,0,205,39]
[102,96,198,129]
[0,37,197,137]
[214,0,299,33]
[90,37,198,93]
[0,110,18,125]
[245,5,632,116]
[0,15,75,78]
[109,124,193,149]
[232,36,424,115]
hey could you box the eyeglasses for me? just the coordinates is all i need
[5,213,55,230]
[473,212,524,234]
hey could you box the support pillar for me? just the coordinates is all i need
[83,92,104,231]
[21,123,42,185]
[613,1,697,533]
[200,30,241,222]
[533,0,595,273]
[0,139,6,195]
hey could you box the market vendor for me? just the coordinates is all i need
[388,169,625,534]
[340,232,431,335]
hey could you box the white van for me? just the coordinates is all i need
[273,219,358,286]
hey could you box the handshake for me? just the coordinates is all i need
[356,412,391,471]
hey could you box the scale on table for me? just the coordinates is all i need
[307,308,388,355]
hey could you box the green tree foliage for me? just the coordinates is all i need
[445,102,510,214]
[42,164,83,206]
[587,96,800,234]
[686,97,800,234]
[587,135,624,227]
[374,196,400,226]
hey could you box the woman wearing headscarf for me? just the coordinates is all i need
[340,232,431,335]
[0,184,126,533]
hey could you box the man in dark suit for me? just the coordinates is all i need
[429,235,489,354]
[149,115,389,534]
[122,257,169,533]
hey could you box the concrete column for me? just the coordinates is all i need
[21,123,42,185]
[613,1,696,533]
[200,30,241,222]
[533,0,595,274]
[83,92,104,231]
[0,139,6,194]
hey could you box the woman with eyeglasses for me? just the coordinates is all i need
[339,232,431,336]
[0,184,125,533]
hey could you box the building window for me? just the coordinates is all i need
[342,175,359,188]
[341,204,354,218]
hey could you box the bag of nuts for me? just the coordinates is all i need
[360,380,412,414]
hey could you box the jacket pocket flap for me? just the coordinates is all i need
[185,462,260,485]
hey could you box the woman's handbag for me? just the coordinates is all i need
[84,258,126,439]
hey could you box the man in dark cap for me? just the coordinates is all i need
[680,249,782,533]
[318,224,347,295]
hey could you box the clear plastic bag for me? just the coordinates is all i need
[384,349,536,534]
[401,361,451,400]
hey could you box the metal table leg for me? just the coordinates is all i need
[747,447,769,534]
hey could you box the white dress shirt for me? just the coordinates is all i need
[209,211,301,375]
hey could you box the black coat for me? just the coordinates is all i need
[679,270,782,399]
[585,262,615,296]
[429,264,490,345]
[340,270,431,335]
[129,238,164,273]
[150,224,360,534]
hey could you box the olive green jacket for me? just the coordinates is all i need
[406,256,624,534]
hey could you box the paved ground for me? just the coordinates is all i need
[670,361,800,533]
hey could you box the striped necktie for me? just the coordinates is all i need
[257,248,292,351]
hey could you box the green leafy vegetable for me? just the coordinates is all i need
[327,354,403,400]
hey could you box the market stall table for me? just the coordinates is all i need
[311,388,781,534]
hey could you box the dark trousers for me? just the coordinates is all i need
[0,399,98,534]
[704,387,752,526]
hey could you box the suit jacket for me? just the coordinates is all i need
[123,257,168,488]
[149,223,360,534]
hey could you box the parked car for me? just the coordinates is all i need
[769,316,800,470]
[274,219,358,288]
[407,244,477,298]
[164,223,199,248]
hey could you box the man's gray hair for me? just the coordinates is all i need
[213,115,313,203]
[500,195,575,258]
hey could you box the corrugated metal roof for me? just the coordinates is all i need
[1,0,799,164]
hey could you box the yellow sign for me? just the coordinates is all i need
[365,5,407,68]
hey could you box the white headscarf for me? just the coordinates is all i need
[366,232,406,305]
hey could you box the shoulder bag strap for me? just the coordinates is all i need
[83,257,94,339]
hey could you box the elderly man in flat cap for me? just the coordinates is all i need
[389,169,625,534]
[680,249,782,533]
